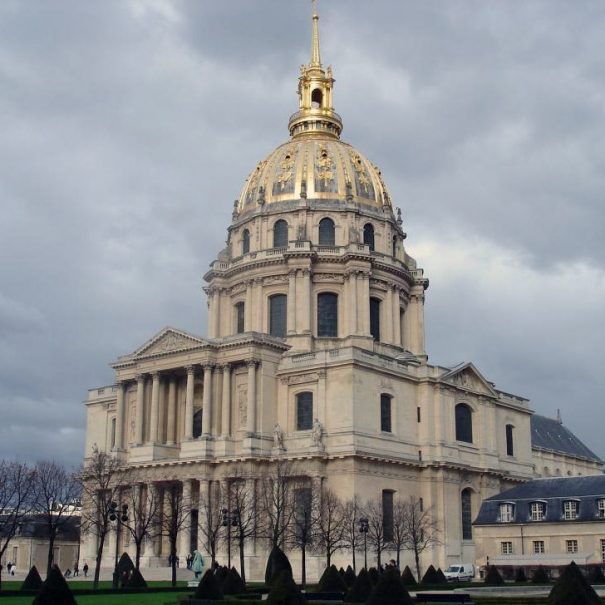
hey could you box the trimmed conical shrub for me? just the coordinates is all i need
[515,567,527,583]
[344,565,357,587]
[116,552,135,575]
[125,567,147,589]
[484,565,504,586]
[339,567,346,578]
[436,568,447,584]
[366,568,414,605]
[21,566,43,591]
[222,567,246,595]
[265,546,293,586]
[367,567,379,585]
[216,566,229,585]
[589,566,605,584]
[194,569,224,600]
[548,561,601,605]
[344,568,373,603]
[266,570,306,605]
[318,564,347,592]
[401,566,417,586]
[421,565,440,585]
[32,566,77,605]
[532,566,550,584]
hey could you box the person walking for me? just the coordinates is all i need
[74,562,79,577]
[83,562,89,577]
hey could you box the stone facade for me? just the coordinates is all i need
[81,9,601,579]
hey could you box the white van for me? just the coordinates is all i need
[444,563,475,582]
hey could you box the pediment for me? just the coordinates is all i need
[441,362,497,397]
[131,327,208,358]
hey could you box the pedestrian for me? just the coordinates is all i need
[74,562,79,577]
[83,562,89,577]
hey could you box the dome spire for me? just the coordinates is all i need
[310,0,321,67]
[288,1,343,139]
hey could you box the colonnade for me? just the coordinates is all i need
[113,361,260,451]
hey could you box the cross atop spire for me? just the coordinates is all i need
[310,0,321,67]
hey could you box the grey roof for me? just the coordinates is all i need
[0,515,80,541]
[474,475,605,525]
[531,414,602,463]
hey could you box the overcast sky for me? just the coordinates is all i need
[1,0,603,466]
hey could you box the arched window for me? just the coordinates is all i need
[193,409,203,439]
[235,302,245,334]
[319,217,335,246]
[505,424,514,456]
[296,392,313,430]
[242,229,250,255]
[380,394,392,433]
[317,293,338,337]
[273,220,288,248]
[461,489,473,540]
[311,88,323,108]
[392,235,397,258]
[363,223,375,251]
[455,403,473,443]
[269,294,287,338]
[370,297,381,341]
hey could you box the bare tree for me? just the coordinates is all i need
[229,478,257,585]
[342,496,362,572]
[32,460,81,576]
[121,479,160,570]
[156,481,191,587]
[313,488,346,570]
[197,481,223,570]
[401,496,441,580]
[257,459,300,550]
[80,445,127,589]
[287,483,316,588]
[0,460,35,589]
[364,499,388,569]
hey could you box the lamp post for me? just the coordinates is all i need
[221,509,239,569]
[110,501,129,589]
[358,517,369,570]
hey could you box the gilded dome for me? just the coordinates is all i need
[237,137,392,213]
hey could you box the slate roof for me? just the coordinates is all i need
[474,475,605,525]
[531,414,602,463]
[0,515,80,541]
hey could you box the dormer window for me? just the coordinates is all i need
[530,501,546,521]
[597,499,605,519]
[563,500,579,520]
[499,503,514,523]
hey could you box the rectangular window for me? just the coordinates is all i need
[601,539,605,562]
[382,490,394,542]
[566,539,578,554]
[533,540,545,554]
[317,293,338,337]
[598,500,605,519]
[499,503,514,523]
[294,487,312,541]
[530,502,545,521]
[501,541,513,554]
[417,407,421,422]
[506,424,514,456]
[419,497,424,512]
[370,298,381,341]
[235,302,245,334]
[563,501,578,520]
[269,295,287,338]
[380,395,392,432]
[296,392,313,431]
[110,417,116,449]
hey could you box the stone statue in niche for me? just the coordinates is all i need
[273,423,285,450]
[349,226,359,243]
[311,418,323,449]
[238,386,247,427]
[297,223,306,241]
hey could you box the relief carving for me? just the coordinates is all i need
[237,385,248,428]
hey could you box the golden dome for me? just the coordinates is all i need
[237,138,392,213]
[236,6,393,216]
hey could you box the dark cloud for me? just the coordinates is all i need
[0,0,603,464]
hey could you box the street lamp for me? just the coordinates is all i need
[358,517,369,570]
[110,501,129,589]
[221,509,239,569]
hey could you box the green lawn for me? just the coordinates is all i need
[0,593,189,605]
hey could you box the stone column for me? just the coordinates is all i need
[201,365,213,437]
[347,272,358,334]
[287,270,297,334]
[166,376,177,445]
[245,280,253,331]
[149,372,161,444]
[179,479,193,560]
[246,361,257,435]
[184,366,196,440]
[207,289,215,339]
[135,374,146,446]
[252,278,263,332]
[392,288,401,347]
[385,286,394,344]
[221,364,231,437]
[358,272,371,335]
[114,380,126,450]
[300,269,311,333]
[213,289,221,338]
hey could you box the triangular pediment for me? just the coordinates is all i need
[440,362,498,397]
[131,327,208,358]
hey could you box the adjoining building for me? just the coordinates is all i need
[474,475,605,578]
[82,8,602,579]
